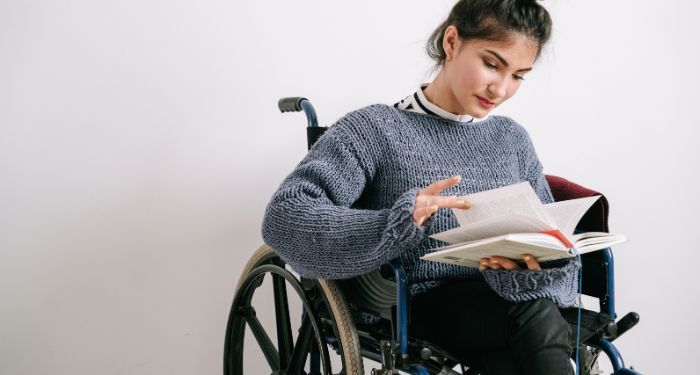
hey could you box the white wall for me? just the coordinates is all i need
[1,0,697,373]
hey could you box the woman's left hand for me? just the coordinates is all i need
[479,254,541,271]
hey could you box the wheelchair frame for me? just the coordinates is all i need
[223,97,641,375]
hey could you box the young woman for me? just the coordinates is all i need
[262,1,578,373]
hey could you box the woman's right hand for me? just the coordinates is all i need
[413,175,472,227]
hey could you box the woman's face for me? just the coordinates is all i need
[435,26,539,118]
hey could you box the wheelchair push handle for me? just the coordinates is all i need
[278,97,319,128]
[278,96,326,150]
[278,97,306,113]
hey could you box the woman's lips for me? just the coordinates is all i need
[477,96,494,108]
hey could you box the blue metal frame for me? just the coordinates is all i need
[299,99,318,128]
[588,338,641,374]
[391,259,410,355]
[390,259,433,374]
[407,366,431,375]
[592,338,626,371]
[602,247,617,319]
[385,245,637,374]
[590,248,641,374]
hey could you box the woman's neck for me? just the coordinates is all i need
[423,74,465,115]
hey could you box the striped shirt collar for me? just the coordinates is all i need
[393,83,490,123]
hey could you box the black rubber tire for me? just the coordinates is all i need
[227,244,364,375]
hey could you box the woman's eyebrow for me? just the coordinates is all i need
[485,49,532,72]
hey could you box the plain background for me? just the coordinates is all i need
[1,0,698,373]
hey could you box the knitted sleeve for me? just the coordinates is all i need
[481,258,582,307]
[480,119,580,308]
[261,115,427,279]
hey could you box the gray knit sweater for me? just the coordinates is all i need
[261,103,580,307]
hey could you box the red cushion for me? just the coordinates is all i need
[545,175,609,232]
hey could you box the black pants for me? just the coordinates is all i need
[409,280,574,375]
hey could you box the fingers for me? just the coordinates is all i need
[480,258,489,270]
[443,196,472,209]
[488,256,520,270]
[479,255,542,271]
[420,175,462,196]
[416,194,471,210]
[412,175,471,227]
[413,205,438,226]
[522,254,541,270]
[480,258,504,270]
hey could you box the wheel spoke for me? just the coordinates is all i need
[309,342,321,375]
[273,273,295,368]
[288,312,314,372]
[229,261,353,375]
[244,307,281,371]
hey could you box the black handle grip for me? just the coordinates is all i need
[615,311,640,338]
[278,97,307,113]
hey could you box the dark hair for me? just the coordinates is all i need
[426,0,552,68]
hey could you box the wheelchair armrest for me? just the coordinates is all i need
[580,247,616,318]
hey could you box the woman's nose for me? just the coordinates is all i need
[487,79,507,100]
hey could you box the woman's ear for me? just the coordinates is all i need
[442,25,460,62]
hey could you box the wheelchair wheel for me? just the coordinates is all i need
[224,244,364,374]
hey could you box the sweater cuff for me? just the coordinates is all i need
[382,187,428,254]
[481,257,582,308]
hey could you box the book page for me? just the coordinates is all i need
[542,196,601,239]
[430,212,552,244]
[571,232,628,254]
[452,181,557,228]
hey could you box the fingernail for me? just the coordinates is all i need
[479,266,485,271]
[452,175,461,181]
[524,255,532,261]
[480,260,488,266]
[431,205,439,211]
[490,259,498,264]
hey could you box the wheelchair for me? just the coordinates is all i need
[224,97,642,375]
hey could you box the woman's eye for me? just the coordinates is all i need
[484,60,497,69]
[514,75,525,81]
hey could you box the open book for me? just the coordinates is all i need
[420,181,627,268]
